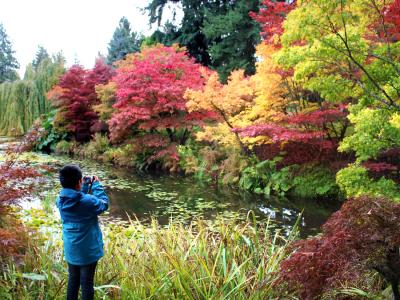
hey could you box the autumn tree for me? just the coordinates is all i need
[250,0,296,46]
[185,70,256,153]
[279,196,400,299]
[270,0,400,198]
[51,59,113,142]
[108,45,212,167]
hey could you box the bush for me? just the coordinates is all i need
[54,140,76,155]
[291,166,339,199]
[279,196,400,299]
[83,133,110,159]
[239,158,292,197]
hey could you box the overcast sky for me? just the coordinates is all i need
[0,0,180,76]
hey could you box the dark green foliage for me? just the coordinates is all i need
[32,46,49,71]
[107,17,143,64]
[291,166,339,199]
[202,0,260,82]
[0,23,19,83]
[146,0,260,81]
[144,21,181,47]
[35,110,67,152]
[0,54,65,135]
[239,158,292,197]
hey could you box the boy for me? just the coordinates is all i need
[57,165,109,300]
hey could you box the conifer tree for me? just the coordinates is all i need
[146,0,260,82]
[107,17,143,64]
[0,23,19,83]
[32,45,49,71]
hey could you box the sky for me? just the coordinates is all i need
[0,0,180,76]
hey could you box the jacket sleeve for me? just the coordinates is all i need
[81,182,90,194]
[81,181,109,216]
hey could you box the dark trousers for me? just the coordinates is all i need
[67,261,97,300]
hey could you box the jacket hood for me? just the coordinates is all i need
[58,188,82,210]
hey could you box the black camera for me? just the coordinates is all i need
[83,176,96,185]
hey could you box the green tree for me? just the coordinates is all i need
[0,23,19,83]
[32,45,49,71]
[144,21,181,47]
[0,52,65,135]
[202,0,260,82]
[275,0,400,200]
[146,0,260,81]
[107,17,143,64]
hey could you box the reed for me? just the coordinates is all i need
[0,213,298,299]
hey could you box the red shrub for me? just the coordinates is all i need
[279,196,400,299]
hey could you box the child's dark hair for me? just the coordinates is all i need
[59,165,82,189]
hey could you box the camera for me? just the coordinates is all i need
[83,176,96,185]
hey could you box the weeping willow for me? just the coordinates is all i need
[0,56,64,136]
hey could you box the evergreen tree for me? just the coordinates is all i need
[146,0,260,82]
[144,21,181,47]
[0,23,19,83]
[107,17,143,64]
[203,0,260,82]
[32,45,49,71]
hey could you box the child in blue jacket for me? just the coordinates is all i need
[56,165,109,300]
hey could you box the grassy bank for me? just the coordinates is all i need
[0,208,298,300]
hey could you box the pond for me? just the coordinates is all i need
[1,137,340,237]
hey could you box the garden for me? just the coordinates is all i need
[1,0,400,299]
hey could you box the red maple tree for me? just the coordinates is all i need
[234,104,349,166]
[108,46,214,164]
[51,59,113,142]
[279,196,400,299]
[370,0,400,42]
[250,0,296,46]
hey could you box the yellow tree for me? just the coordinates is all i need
[185,69,256,153]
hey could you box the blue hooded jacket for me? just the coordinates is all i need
[56,181,109,266]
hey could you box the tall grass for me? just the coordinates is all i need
[0,213,298,299]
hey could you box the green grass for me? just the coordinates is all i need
[0,212,298,300]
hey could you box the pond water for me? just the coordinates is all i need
[1,137,340,237]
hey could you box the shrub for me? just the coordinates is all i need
[83,133,110,159]
[279,196,400,299]
[54,140,76,155]
[291,166,339,199]
[239,158,292,197]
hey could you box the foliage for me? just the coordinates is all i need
[32,46,49,71]
[0,54,65,136]
[83,133,111,159]
[54,140,76,155]
[107,17,143,65]
[0,23,19,83]
[272,0,400,199]
[0,140,48,258]
[185,69,255,153]
[236,104,349,166]
[239,158,292,197]
[94,81,117,122]
[50,59,113,142]
[144,21,181,48]
[146,0,261,82]
[336,164,400,201]
[1,212,298,299]
[108,45,213,170]
[202,0,260,82]
[279,196,400,299]
[291,165,339,199]
[250,0,296,46]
